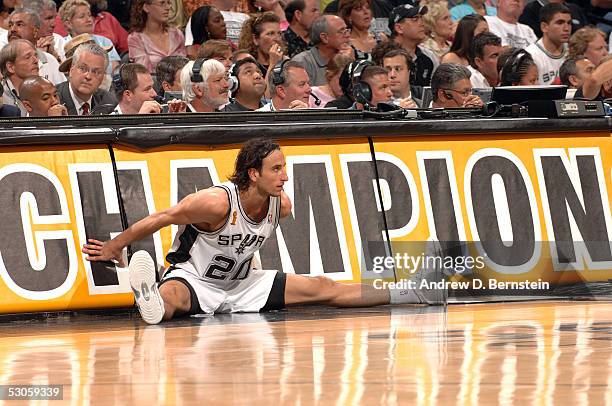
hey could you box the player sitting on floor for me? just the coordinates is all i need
[82,138,446,324]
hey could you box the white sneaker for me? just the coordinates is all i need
[413,238,448,306]
[129,250,165,324]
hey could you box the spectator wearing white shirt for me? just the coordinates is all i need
[380,47,419,108]
[525,3,571,85]
[258,59,310,110]
[184,0,248,45]
[469,31,503,88]
[485,0,537,49]
[23,0,65,62]
[185,6,228,60]
[7,8,66,85]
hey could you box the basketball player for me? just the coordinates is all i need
[82,138,446,324]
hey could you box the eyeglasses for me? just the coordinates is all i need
[442,87,472,98]
[74,64,104,77]
[335,28,351,36]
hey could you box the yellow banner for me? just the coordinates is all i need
[373,131,612,283]
[0,145,134,313]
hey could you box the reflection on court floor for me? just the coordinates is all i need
[0,302,610,405]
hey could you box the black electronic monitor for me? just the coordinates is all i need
[491,85,568,105]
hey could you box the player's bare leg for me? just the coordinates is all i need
[284,238,448,307]
[284,274,392,307]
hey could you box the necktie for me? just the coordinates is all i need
[81,102,90,115]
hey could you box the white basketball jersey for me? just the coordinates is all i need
[525,40,567,85]
[166,182,281,289]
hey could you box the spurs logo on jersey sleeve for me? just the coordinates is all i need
[217,233,266,252]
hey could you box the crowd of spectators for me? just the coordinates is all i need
[0,0,608,117]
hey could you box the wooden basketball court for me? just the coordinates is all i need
[0,300,610,405]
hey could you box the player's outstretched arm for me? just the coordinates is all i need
[82,187,230,267]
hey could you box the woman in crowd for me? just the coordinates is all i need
[568,27,609,67]
[309,53,354,107]
[186,5,228,59]
[198,39,234,71]
[238,12,283,72]
[339,0,376,54]
[128,0,187,72]
[498,48,539,86]
[248,0,288,30]
[421,1,455,60]
[0,0,19,29]
[441,14,487,66]
[59,0,122,87]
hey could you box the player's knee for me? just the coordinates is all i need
[312,276,339,299]
[160,283,191,312]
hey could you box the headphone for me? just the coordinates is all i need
[228,58,264,95]
[271,58,289,86]
[191,58,206,83]
[228,62,240,94]
[348,60,374,106]
[112,63,128,96]
[500,49,530,86]
[408,58,417,86]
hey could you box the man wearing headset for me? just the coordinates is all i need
[180,59,230,113]
[431,63,484,109]
[346,60,394,110]
[257,60,311,111]
[224,57,267,112]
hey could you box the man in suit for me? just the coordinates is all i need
[56,42,116,115]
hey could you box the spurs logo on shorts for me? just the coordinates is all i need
[165,182,281,289]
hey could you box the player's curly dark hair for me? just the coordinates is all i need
[230,138,281,191]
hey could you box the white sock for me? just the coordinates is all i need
[389,287,422,304]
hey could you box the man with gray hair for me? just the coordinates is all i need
[431,63,483,108]
[56,42,116,115]
[4,7,66,84]
[291,14,351,86]
[0,39,40,115]
[559,57,594,92]
[258,59,310,110]
[23,0,66,61]
[179,59,229,112]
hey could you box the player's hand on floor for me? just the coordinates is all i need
[82,239,126,268]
